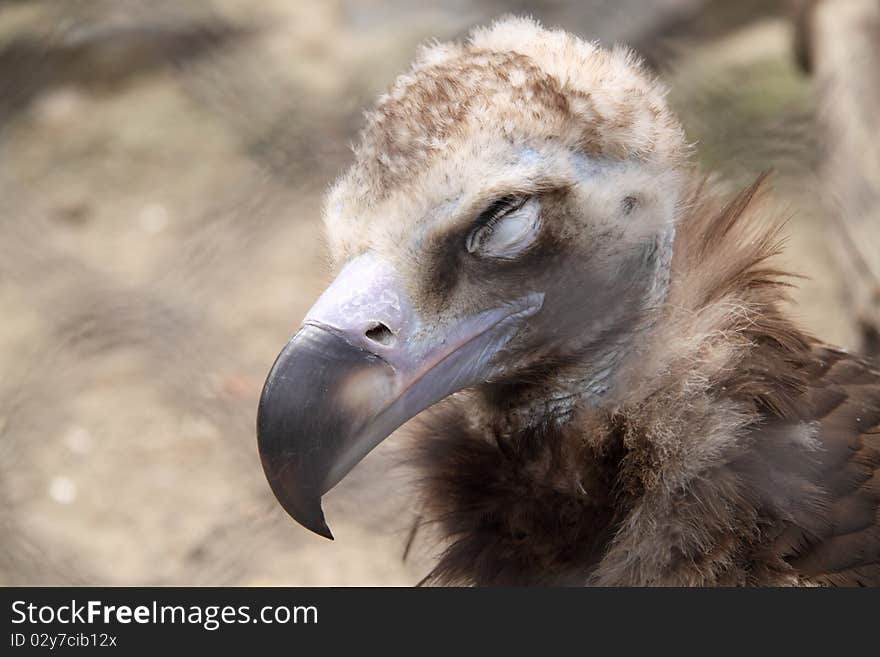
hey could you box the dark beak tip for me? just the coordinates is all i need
[289,509,334,540]
[272,485,335,540]
[287,501,334,540]
[315,523,335,541]
[258,453,336,540]
[256,324,387,542]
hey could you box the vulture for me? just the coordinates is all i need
[257,17,880,586]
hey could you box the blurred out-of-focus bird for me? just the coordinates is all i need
[256,17,880,586]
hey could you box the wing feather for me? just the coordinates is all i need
[787,347,880,585]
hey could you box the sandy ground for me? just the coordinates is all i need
[0,0,863,585]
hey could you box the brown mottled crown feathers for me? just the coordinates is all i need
[412,174,880,586]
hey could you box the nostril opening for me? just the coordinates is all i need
[364,321,395,346]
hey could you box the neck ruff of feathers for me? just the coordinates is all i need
[412,174,878,586]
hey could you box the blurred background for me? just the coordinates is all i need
[1,0,878,585]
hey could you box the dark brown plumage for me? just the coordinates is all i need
[256,17,880,587]
[412,177,880,586]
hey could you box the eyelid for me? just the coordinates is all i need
[466,195,540,257]
[466,195,526,253]
[478,195,526,227]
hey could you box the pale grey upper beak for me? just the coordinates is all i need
[257,254,543,538]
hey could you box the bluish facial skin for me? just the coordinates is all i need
[258,147,674,538]
[257,251,544,538]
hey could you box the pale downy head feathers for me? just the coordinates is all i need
[324,16,689,265]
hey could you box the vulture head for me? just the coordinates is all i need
[258,17,690,538]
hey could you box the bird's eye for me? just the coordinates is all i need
[466,196,541,259]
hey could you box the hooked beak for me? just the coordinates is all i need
[257,254,543,538]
